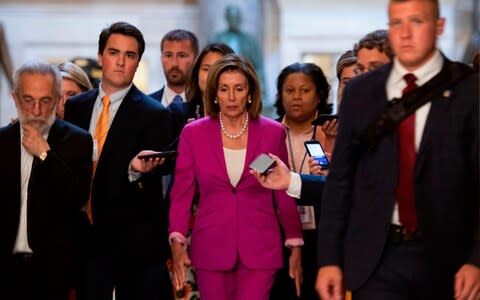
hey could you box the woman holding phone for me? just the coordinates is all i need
[169,54,303,299]
[271,62,334,300]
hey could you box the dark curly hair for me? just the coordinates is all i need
[274,62,331,117]
[353,29,394,60]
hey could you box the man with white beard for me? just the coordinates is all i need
[0,60,92,300]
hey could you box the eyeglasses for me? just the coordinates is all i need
[354,63,384,75]
[19,97,55,110]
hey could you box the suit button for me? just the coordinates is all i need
[231,188,236,194]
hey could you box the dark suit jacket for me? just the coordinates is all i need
[150,87,202,137]
[65,85,176,262]
[317,59,479,290]
[0,119,92,283]
[299,174,327,206]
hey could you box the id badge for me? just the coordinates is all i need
[298,205,316,230]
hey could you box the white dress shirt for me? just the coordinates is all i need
[161,85,186,107]
[13,129,49,254]
[386,50,444,225]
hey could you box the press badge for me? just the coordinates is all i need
[298,205,316,230]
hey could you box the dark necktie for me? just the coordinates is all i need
[396,73,418,233]
[172,95,183,104]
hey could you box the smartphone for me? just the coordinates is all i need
[249,153,276,175]
[304,141,329,169]
[137,150,178,160]
[312,114,338,126]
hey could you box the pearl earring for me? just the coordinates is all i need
[214,98,218,104]
[248,96,252,104]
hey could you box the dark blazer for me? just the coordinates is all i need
[299,174,327,206]
[0,119,92,293]
[317,59,479,290]
[150,87,202,135]
[65,85,176,262]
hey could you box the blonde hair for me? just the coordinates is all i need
[57,61,92,92]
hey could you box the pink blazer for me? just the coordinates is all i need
[169,115,302,271]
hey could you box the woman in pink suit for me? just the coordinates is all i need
[169,54,303,300]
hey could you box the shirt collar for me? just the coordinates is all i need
[98,83,133,105]
[391,49,444,86]
[164,85,186,103]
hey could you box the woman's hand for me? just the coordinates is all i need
[170,240,192,292]
[321,119,338,140]
[289,246,303,297]
[308,156,329,176]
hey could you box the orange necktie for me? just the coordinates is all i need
[87,95,111,223]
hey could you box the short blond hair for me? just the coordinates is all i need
[204,54,262,119]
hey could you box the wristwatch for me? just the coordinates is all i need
[39,150,48,161]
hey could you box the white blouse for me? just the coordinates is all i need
[223,147,246,187]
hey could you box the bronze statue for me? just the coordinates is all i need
[210,5,266,98]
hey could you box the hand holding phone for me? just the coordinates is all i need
[312,114,338,126]
[304,141,329,169]
[249,153,276,175]
[137,150,178,160]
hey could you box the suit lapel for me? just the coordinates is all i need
[208,115,260,185]
[415,60,452,175]
[98,86,139,163]
[47,119,64,151]
[208,117,230,183]
[242,116,261,180]
[75,90,97,131]
[8,123,22,218]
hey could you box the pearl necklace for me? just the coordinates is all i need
[219,112,249,139]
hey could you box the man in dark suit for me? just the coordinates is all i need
[315,1,479,300]
[0,60,92,300]
[150,29,198,106]
[150,29,198,127]
[64,22,176,299]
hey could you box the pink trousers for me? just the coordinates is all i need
[196,262,276,300]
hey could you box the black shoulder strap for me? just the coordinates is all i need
[361,62,474,151]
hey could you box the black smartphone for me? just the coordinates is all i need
[312,114,338,126]
[304,141,329,169]
[249,153,276,175]
[137,150,178,160]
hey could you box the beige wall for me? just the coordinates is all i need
[0,0,196,3]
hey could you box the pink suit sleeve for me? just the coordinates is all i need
[168,125,196,244]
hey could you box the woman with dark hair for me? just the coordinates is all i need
[169,54,303,299]
[271,62,336,300]
[185,42,234,119]
[274,62,336,172]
